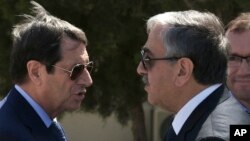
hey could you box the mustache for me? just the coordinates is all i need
[142,75,149,85]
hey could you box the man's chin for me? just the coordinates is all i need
[147,95,157,106]
[66,106,81,112]
[144,85,150,92]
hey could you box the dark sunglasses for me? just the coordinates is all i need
[140,49,180,70]
[52,61,93,80]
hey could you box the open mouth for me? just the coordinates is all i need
[76,88,87,96]
[77,92,85,96]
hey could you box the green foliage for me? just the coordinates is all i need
[183,0,242,24]
[0,0,250,124]
[0,0,30,96]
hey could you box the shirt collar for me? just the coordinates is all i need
[230,91,250,114]
[172,83,222,134]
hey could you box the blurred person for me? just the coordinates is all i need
[226,12,250,111]
[137,10,250,141]
[0,1,93,141]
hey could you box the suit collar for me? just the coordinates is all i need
[173,84,222,134]
[2,87,60,140]
[14,85,52,127]
[7,88,51,132]
[176,85,227,140]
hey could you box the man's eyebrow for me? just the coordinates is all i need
[142,47,153,55]
[229,53,245,57]
[142,47,149,52]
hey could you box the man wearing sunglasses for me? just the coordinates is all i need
[226,13,250,114]
[0,1,92,141]
[137,10,249,141]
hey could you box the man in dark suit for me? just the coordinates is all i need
[0,1,93,141]
[137,10,250,141]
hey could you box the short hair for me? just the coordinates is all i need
[146,10,228,85]
[226,12,250,33]
[10,1,87,84]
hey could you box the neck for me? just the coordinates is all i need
[18,83,59,119]
[174,82,209,113]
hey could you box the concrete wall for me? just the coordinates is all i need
[61,112,133,141]
[60,102,172,141]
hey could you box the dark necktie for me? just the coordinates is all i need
[164,124,177,141]
[49,121,68,141]
[246,109,250,115]
[163,114,177,141]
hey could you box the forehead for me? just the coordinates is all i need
[144,24,166,55]
[60,36,89,63]
[227,30,250,55]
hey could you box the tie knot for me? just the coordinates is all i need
[49,121,67,141]
[50,122,61,130]
[246,110,250,115]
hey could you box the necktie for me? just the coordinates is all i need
[164,124,177,141]
[246,109,250,115]
[163,114,177,141]
[49,121,68,141]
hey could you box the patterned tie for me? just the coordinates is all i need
[49,121,68,141]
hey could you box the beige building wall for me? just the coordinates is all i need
[60,102,171,141]
[61,112,133,141]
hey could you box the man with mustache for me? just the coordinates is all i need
[137,10,250,141]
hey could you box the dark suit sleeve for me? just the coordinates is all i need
[198,137,226,141]
[0,133,28,141]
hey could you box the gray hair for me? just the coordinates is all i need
[146,10,229,85]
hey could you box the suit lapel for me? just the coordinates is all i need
[176,85,226,141]
[7,88,56,141]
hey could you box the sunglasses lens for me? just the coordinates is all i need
[86,62,93,73]
[71,65,84,80]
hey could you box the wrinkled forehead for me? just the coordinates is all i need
[59,36,89,63]
[226,30,250,55]
[146,24,167,46]
[60,35,86,50]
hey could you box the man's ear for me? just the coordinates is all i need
[26,60,43,85]
[174,58,194,87]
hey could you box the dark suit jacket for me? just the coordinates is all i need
[0,88,59,141]
[166,85,250,141]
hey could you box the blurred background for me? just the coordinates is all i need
[0,0,250,141]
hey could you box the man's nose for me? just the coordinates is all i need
[137,62,147,76]
[78,69,93,87]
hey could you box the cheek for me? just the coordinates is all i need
[50,78,72,101]
[226,68,236,88]
[60,83,73,98]
[148,71,162,89]
[227,67,237,78]
[148,69,172,95]
[63,96,80,111]
[146,72,162,102]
